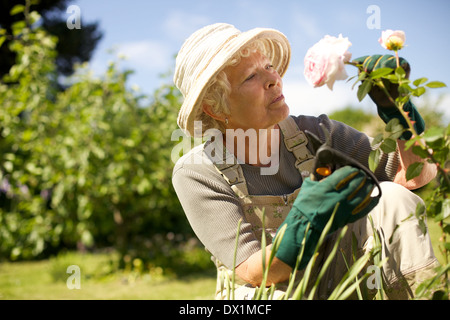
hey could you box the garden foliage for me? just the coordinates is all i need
[0,5,194,272]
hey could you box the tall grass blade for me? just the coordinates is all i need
[292,203,340,299]
[231,218,242,300]
[282,223,310,299]
[255,209,267,300]
[368,215,387,300]
[328,253,372,300]
[307,226,348,300]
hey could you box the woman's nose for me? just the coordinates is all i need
[264,71,280,90]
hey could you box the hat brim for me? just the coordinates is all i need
[177,27,291,136]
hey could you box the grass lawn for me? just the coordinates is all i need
[0,219,446,300]
[0,251,217,300]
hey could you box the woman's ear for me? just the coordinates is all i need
[202,103,226,122]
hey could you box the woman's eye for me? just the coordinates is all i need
[245,74,255,81]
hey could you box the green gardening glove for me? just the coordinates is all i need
[275,166,379,269]
[353,54,425,140]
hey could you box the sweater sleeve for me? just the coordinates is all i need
[293,114,399,182]
[172,146,261,269]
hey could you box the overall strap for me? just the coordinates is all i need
[212,142,250,198]
[278,116,315,177]
[212,116,315,197]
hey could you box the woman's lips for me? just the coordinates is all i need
[271,94,285,104]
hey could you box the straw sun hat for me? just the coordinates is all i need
[173,23,291,136]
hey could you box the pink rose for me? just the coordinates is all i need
[304,34,352,90]
[378,29,406,51]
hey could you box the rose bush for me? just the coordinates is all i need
[303,34,352,90]
[304,29,449,299]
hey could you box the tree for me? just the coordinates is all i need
[0,0,102,78]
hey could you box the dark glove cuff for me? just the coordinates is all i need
[274,216,322,269]
[377,100,425,140]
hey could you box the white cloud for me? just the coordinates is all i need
[116,40,171,71]
[163,11,212,42]
[289,8,322,41]
[283,77,375,117]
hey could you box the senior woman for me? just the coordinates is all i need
[172,23,438,299]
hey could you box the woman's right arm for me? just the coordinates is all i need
[172,154,261,271]
[235,245,292,287]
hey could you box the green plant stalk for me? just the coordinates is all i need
[254,209,288,300]
[368,215,387,300]
[282,223,310,299]
[255,210,268,300]
[263,217,287,299]
[394,50,400,69]
[375,79,418,137]
[328,254,371,300]
[292,252,319,300]
[292,203,340,299]
[340,245,364,300]
[414,264,450,299]
[231,218,243,300]
[307,226,348,299]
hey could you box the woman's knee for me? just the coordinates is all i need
[371,181,425,225]
[378,181,424,207]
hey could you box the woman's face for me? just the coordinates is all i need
[224,50,289,131]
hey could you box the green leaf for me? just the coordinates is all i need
[357,79,372,102]
[372,133,384,146]
[385,118,401,133]
[413,77,428,86]
[380,138,397,154]
[404,135,421,150]
[385,118,405,140]
[11,20,26,36]
[418,219,427,236]
[384,74,399,83]
[422,127,444,143]
[29,11,41,25]
[369,148,381,172]
[426,81,447,88]
[415,202,426,218]
[395,67,406,79]
[346,75,357,83]
[412,87,426,97]
[10,4,25,15]
[405,162,424,181]
[351,72,367,90]
[369,67,393,79]
[0,36,5,49]
[399,83,413,95]
[411,146,429,159]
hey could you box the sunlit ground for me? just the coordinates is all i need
[0,217,444,300]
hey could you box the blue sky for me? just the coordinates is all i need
[75,0,450,120]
